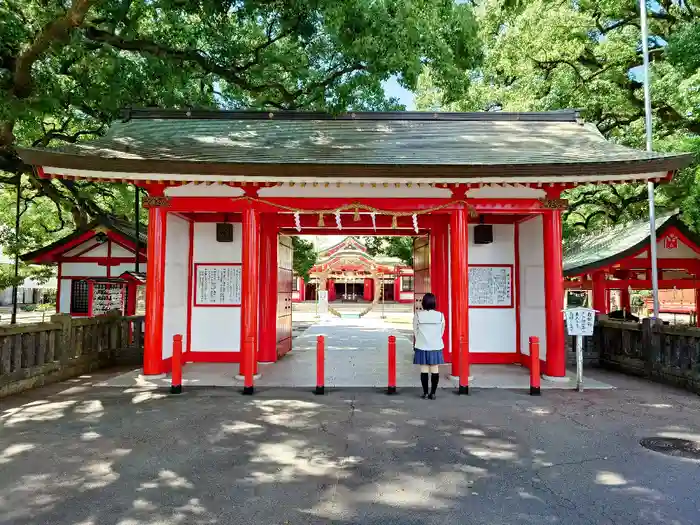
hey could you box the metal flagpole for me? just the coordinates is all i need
[10,175,21,325]
[640,0,660,318]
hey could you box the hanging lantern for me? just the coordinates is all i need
[391,216,398,229]
[318,213,325,227]
[294,212,301,232]
[335,211,342,230]
[353,208,360,221]
[412,214,419,234]
[370,212,377,231]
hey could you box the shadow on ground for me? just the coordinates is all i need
[2,370,700,525]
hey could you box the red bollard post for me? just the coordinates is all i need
[529,336,541,396]
[387,335,397,395]
[315,335,325,395]
[458,337,470,395]
[171,334,183,394]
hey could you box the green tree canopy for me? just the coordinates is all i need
[416,0,700,234]
[1,0,480,224]
[363,236,413,266]
[291,236,316,282]
[0,0,481,287]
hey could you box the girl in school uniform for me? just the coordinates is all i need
[413,293,445,399]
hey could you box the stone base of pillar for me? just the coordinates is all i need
[141,373,167,379]
[449,375,474,381]
[542,374,570,383]
[235,373,262,381]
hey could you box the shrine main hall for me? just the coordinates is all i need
[17,110,692,392]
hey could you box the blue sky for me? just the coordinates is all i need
[383,77,416,110]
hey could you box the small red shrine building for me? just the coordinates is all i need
[295,236,413,303]
[564,211,700,323]
[17,109,692,393]
[21,216,146,316]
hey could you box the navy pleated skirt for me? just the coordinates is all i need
[413,349,445,365]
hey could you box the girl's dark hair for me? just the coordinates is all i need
[421,293,437,311]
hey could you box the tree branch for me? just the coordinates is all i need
[82,25,366,108]
[13,0,97,98]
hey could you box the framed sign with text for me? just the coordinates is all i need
[468,264,514,308]
[194,263,242,307]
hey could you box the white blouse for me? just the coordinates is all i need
[413,310,445,351]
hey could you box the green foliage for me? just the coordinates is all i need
[363,236,413,266]
[0,0,481,274]
[291,236,317,282]
[416,0,700,236]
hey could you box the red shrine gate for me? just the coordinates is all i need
[16,109,692,394]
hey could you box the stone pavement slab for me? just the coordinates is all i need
[99,318,612,390]
[1,373,699,525]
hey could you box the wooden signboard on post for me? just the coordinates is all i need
[88,281,126,316]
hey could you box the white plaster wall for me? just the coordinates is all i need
[79,243,108,257]
[193,223,242,263]
[518,216,547,358]
[59,277,71,313]
[467,224,516,354]
[165,184,245,197]
[61,262,106,278]
[466,186,546,199]
[657,237,698,259]
[110,244,135,257]
[399,292,414,301]
[65,239,97,257]
[111,263,143,276]
[259,183,451,198]
[190,222,243,353]
[162,214,190,359]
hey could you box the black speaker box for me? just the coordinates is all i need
[216,223,234,242]
[473,224,493,245]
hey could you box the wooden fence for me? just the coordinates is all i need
[576,318,700,394]
[0,313,144,398]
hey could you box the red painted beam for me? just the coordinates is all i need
[164,196,553,214]
[611,258,700,272]
[565,279,700,290]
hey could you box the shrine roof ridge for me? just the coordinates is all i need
[562,211,700,276]
[120,108,583,123]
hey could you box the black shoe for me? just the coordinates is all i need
[421,392,428,399]
[428,393,436,400]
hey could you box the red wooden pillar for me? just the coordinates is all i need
[695,287,700,328]
[298,278,306,301]
[450,208,469,386]
[430,217,450,361]
[126,283,137,316]
[241,206,260,394]
[542,210,565,378]
[363,278,373,301]
[143,206,167,375]
[393,274,401,302]
[328,280,336,301]
[259,214,278,363]
[592,272,607,314]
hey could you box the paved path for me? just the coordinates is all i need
[257,317,416,388]
[1,372,699,525]
[100,317,612,389]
